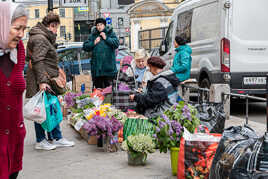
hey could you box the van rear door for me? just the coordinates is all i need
[230,0,268,92]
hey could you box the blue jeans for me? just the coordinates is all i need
[34,122,62,143]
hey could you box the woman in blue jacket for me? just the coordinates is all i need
[171,36,192,82]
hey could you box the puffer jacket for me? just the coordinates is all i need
[25,22,59,98]
[134,70,180,118]
[83,26,119,78]
[171,45,192,82]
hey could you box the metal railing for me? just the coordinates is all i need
[180,76,268,131]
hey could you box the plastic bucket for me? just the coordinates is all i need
[170,147,180,176]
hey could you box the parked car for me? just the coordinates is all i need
[157,0,268,97]
[57,43,91,82]
[24,44,134,82]
[24,43,92,82]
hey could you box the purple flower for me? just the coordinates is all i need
[152,134,157,138]
[161,114,169,122]
[156,127,160,133]
[168,129,173,136]
[159,121,165,129]
[182,104,192,121]
[173,103,178,110]
[82,115,121,139]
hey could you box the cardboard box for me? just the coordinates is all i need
[78,128,97,145]
[72,74,92,93]
[87,136,98,145]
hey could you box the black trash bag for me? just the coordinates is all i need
[209,125,268,179]
[192,102,226,133]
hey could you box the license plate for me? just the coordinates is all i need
[243,77,266,85]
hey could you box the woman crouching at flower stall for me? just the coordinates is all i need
[129,57,180,118]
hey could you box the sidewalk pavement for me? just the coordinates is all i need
[19,115,266,179]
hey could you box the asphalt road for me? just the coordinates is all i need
[231,101,267,125]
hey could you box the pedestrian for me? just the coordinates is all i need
[129,57,179,118]
[0,2,28,179]
[126,48,153,88]
[26,12,74,151]
[83,17,119,89]
[171,35,192,82]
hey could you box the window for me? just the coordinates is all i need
[166,21,174,51]
[176,11,193,43]
[35,9,40,19]
[191,3,219,41]
[59,8,65,18]
[60,26,66,37]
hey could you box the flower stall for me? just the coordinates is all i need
[61,87,225,179]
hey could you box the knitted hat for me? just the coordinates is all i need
[95,18,106,26]
[175,35,187,45]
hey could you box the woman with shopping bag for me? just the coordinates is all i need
[26,12,74,151]
[0,2,28,179]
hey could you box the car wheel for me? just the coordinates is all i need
[199,78,211,102]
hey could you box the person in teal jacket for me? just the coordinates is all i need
[171,35,192,82]
[83,18,119,88]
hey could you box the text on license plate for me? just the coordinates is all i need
[243,77,266,85]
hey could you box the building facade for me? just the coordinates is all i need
[20,0,75,45]
[128,0,183,52]
[73,0,133,46]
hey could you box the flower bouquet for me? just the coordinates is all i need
[153,101,200,175]
[122,134,155,166]
[64,91,82,108]
[83,114,122,152]
[154,101,200,151]
[165,101,200,133]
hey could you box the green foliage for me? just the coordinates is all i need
[154,101,200,153]
[76,94,90,100]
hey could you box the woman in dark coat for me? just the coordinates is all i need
[130,57,180,118]
[0,2,28,179]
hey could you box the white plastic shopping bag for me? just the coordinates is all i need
[23,91,46,124]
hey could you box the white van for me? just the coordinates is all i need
[158,0,268,96]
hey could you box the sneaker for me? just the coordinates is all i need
[52,138,75,147]
[35,139,57,150]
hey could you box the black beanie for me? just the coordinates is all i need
[95,18,106,26]
[175,35,187,45]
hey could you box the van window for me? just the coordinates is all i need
[191,3,219,41]
[232,0,268,41]
[166,21,174,52]
[176,11,193,43]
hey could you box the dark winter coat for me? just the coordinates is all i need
[26,22,59,98]
[83,26,119,78]
[134,70,180,118]
[0,41,26,178]
[171,45,192,82]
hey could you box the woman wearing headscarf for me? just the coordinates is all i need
[0,2,28,179]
